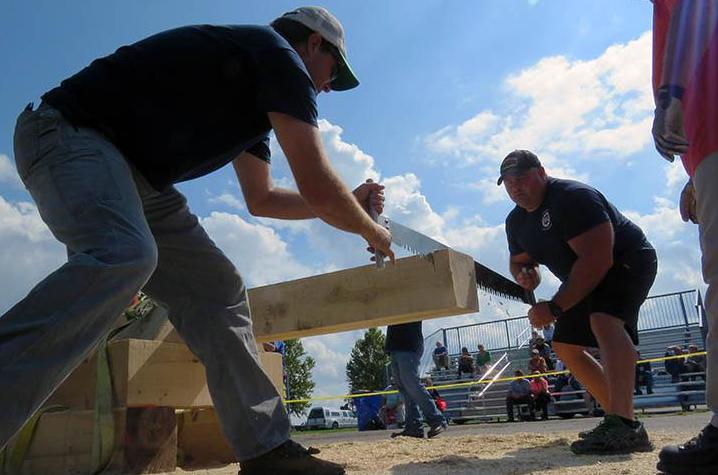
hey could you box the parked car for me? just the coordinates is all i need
[305,406,358,430]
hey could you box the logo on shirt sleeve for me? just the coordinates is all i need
[541,209,552,231]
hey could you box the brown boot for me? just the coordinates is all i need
[239,439,345,475]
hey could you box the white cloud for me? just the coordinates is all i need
[201,211,313,287]
[319,120,379,186]
[0,155,22,187]
[0,196,66,313]
[424,31,654,173]
[664,160,688,195]
[623,196,703,293]
[208,192,245,210]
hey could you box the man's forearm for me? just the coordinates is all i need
[552,256,611,311]
[249,187,316,220]
[302,169,378,236]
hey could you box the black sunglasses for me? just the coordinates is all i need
[321,42,343,82]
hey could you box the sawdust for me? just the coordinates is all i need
[160,430,690,474]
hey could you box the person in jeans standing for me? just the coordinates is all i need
[0,7,394,475]
[386,322,447,439]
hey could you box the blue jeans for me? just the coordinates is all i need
[0,103,289,459]
[390,350,445,432]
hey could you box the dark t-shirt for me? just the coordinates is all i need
[42,25,318,191]
[505,178,652,282]
[385,322,423,353]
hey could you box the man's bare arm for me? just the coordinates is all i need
[551,221,614,311]
[233,152,316,219]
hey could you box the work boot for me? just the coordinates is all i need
[656,424,718,475]
[427,421,447,438]
[390,429,424,439]
[239,439,345,475]
[570,415,653,455]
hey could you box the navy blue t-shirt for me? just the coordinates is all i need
[385,322,423,353]
[505,178,652,282]
[42,25,317,191]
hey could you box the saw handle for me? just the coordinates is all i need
[368,192,386,269]
[365,179,385,269]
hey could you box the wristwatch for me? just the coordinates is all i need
[547,300,564,318]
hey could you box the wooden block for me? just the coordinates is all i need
[177,408,236,467]
[259,350,285,396]
[16,407,176,475]
[47,340,285,409]
[250,248,478,341]
[47,339,212,409]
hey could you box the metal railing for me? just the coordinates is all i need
[421,289,703,364]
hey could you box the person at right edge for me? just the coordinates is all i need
[499,150,657,455]
[652,1,718,474]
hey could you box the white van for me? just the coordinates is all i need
[305,406,358,430]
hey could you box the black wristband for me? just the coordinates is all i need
[548,300,564,318]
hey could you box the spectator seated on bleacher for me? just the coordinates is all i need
[433,341,449,371]
[475,343,491,375]
[457,346,475,378]
[528,349,548,374]
[529,370,551,420]
[528,330,540,348]
[685,344,706,379]
[506,369,534,422]
[664,345,687,383]
[532,337,554,371]
[634,351,654,395]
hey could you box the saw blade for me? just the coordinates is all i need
[385,217,530,303]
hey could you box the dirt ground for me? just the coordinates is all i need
[160,429,693,475]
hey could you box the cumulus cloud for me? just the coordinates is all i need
[623,197,702,293]
[0,195,66,313]
[208,192,245,210]
[0,155,23,187]
[425,31,654,172]
[201,211,313,287]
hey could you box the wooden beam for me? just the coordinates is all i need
[177,408,237,467]
[250,248,478,341]
[47,340,284,409]
[16,407,176,475]
[46,339,211,408]
[108,249,477,343]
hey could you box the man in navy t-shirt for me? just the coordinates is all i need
[500,150,657,455]
[1,7,394,475]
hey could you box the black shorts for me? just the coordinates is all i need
[552,248,658,348]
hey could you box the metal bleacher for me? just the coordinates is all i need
[423,289,708,425]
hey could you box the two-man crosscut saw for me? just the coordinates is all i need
[380,217,535,305]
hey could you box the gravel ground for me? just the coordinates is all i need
[160,411,709,475]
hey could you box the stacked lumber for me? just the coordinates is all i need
[6,249,478,474]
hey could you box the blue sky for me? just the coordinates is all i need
[0,0,703,399]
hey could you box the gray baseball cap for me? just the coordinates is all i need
[279,6,359,91]
[496,149,542,185]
